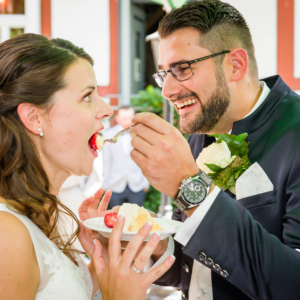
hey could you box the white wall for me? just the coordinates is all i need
[51,0,110,86]
[225,0,277,79]
[294,0,300,78]
[25,0,41,35]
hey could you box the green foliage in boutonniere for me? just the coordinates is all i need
[196,133,251,194]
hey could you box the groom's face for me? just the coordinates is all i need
[158,28,230,135]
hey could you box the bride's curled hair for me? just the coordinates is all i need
[0,33,93,248]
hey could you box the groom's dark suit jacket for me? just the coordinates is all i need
[156,76,300,300]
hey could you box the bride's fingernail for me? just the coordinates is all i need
[94,239,96,244]
[117,214,124,223]
[168,255,176,263]
[152,232,161,241]
[143,221,152,230]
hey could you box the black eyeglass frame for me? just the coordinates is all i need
[153,50,231,87]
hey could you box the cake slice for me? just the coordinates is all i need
[118,203,163,232]
[96,134,105,151]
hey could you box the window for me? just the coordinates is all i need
[0,0,25,14]
[10,27,24,38]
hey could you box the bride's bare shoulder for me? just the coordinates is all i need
[0,210,37,260]
[0,210,36,256]
[0,209,30,232]
[0,211,40,298]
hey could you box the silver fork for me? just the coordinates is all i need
[104,124,136,144]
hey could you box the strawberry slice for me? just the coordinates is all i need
[89,133,101,151]
[104,212,118,228]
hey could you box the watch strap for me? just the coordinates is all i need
[198,171,213,187]
[174,188,206,211]
[173,193,192,211]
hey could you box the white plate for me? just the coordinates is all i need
[83,217,183,241]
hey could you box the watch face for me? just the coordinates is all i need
[182,180,206,204]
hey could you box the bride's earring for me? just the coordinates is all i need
[38,128,44,137]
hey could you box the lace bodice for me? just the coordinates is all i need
[0,204,94,300]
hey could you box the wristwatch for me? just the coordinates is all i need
[173,170,213,211]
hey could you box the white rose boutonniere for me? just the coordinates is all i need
[196,133,251,194]
[196,141,236,174]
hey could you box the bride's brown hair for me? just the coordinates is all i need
[0,33,93,248]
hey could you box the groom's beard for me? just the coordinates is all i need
[179,67,230,135]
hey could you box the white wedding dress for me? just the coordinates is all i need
[0,203,95,300]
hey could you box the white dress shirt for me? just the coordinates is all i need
[103,124,149,193]
[160,82,271,299]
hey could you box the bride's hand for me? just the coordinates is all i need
[92,215,176,300]
[78,188,112,258]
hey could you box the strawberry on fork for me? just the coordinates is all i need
[89,132,105,152]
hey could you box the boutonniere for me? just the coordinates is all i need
[196,133,251,194]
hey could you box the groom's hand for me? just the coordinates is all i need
[130,113,199,198]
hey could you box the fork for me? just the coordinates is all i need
[104,124,136,144]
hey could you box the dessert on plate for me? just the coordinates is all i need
[118,203,163,232]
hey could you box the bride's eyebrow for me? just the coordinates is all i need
[79,86,96,93]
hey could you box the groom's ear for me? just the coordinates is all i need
[226,49,248,83]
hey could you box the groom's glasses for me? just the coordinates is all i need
[152,50,230,88]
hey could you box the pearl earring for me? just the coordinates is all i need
[38,128,44,137]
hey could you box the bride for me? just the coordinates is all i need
[0,34,175,300]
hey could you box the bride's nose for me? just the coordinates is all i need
[96,97,113,120]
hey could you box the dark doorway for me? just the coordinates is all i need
[132,0,166,89]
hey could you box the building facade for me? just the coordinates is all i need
[0,0,300,107]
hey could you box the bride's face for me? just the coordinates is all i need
[39,58,112,184]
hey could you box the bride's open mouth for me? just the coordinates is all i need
[88,132,105,153]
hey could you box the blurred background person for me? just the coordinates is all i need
[103,106,149,209]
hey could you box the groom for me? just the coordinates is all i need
[130,1,300,299]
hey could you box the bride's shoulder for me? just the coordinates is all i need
[0,211,40,297]
[0,210,38,266]
[0,210,35,257]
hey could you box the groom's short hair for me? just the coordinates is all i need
[158,0,258,80]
